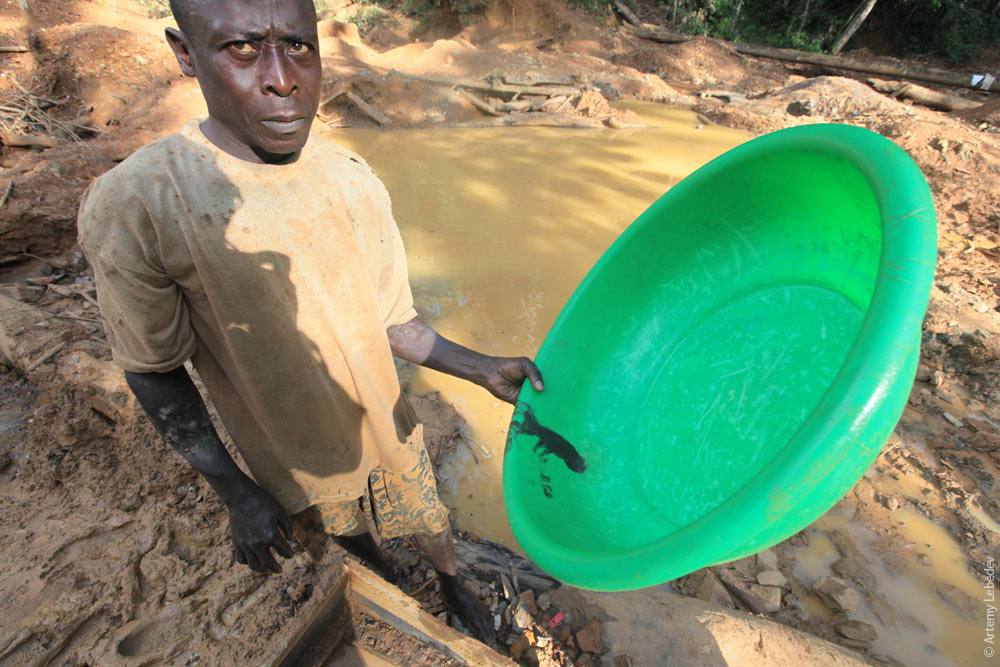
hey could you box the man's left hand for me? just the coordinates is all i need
[481,356,544,404]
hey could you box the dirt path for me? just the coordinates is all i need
[1,0,998,665]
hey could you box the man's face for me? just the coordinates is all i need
[170,0,321,159]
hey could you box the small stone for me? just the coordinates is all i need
[786,99,815,116]
[512,601,534,631]
[812,576,861,613]
[834,619,878,642]
[749,584,782,612]
[576,620,603,654]
[0,452,11,471]
[614,655,635,667]
[175,485,188,498]
[917,554,932,566]
[510,633,531,660]
[558,624,572,643]
[520,589,538,615]
[536,592,552,611]
[943,412,963,428]
[756,570,788,588]
[694,572,735,608]
[577,653,593,666]
[882,495,901,512]
[494,614,501,631]
[755,549,779,571]
[285,582,309,603]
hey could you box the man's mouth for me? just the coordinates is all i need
[260,117,308,133]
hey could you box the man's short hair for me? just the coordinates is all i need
[168,0,203,36]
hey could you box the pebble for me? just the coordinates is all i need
[834,619,878,642]
[576,620,603,654]
[0,453,11,471]
[536,591,552,611]
[812,576,861,613]
[756,569,788,588]
[749,583,783,612]
[756,548,779,571]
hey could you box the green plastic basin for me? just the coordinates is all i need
[503,124,937,591]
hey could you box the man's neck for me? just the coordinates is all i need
[198,118,300,165]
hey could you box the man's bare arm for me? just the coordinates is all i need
[125,367,294,572]
[386,317,543,404]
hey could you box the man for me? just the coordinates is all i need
[77,0,543,640]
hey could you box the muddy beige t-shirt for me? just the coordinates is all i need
[78,120,423,512]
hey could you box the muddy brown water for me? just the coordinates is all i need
[326,104,992,666]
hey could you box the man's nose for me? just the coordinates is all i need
[260,47,295,97]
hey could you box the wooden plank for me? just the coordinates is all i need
[263,564,350,667]
[345,560,515,667]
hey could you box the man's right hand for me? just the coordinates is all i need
[226,482,295,573]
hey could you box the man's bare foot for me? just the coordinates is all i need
[438,572,494,642]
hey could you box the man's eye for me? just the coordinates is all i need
[229,41,256,55]
[289,42,310,53]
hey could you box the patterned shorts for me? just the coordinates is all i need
[293,446,450,546]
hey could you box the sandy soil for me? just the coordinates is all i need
[1,0,998,664]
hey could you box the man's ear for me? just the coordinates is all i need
[165,27,197,77]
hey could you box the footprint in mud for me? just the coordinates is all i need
[114,604,187,659]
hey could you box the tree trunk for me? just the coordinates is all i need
[732,42,999,92]
[672,0,679,24]
[793,0,812,35]
[734,0,743,23]
[831,0,878,54]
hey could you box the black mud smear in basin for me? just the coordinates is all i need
[510,404,587,476]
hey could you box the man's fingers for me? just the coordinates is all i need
[521,358,544,391]
[279,514,293,539]
[255,546,281,573]
[234,547,247,565]
[273,533,294,560]
[244,548,263,572]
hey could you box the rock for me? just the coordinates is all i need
[576,620,603,654]
[536,591,552,611]
[881,495,901,511]
[834,619,878,642]
[694,572,736,608]
[510,633,531,660]
[787,99,815,116]
[756,548,779,571]
[756,570,788,588]
[558,623,572,643]
[812,576,861,613]
[520,589,538,615]
[749,584,783,612]
[512,600,534,631]
[614,655,635,667]
[0,452,11,471]
[577,653,594,666]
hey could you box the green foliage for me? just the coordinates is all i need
[646,0,998,62]
[130,0,172,19]
[347,2,389,33]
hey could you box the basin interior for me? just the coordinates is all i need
[512,147,883,556]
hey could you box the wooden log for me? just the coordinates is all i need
[446,112,607,129]
[388,69,580,99]
[501,73,579,87]
[867,78,980,111]
[0,46,29,53]
[609,0,641,26]
[0,133,59,149]
[732,43,999,92]
[461,90,501,116]
[344,91,390,126]
[624,22,691,44]
[345,560,515,666]
[453,534,560,592]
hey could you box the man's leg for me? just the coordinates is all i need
[333,525,399,583]
[416,528,494,642]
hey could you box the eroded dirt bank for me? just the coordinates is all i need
[1,0,999,664]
